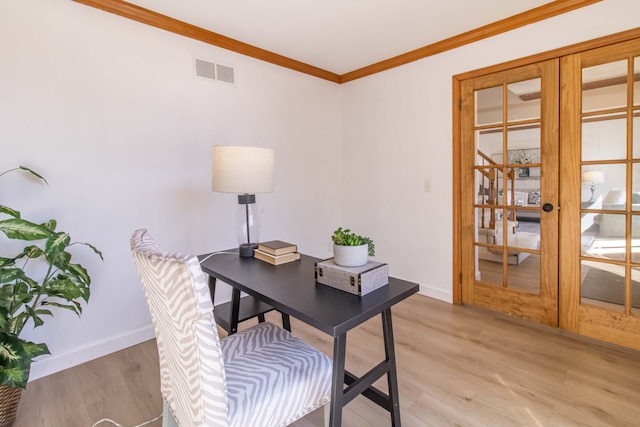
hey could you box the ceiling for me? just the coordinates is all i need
[126,0,554,75]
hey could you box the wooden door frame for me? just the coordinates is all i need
[452,27,640,304]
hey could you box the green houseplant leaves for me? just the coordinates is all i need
[331,227,375,256]
[0,332,49,388]
[0,166,102,388]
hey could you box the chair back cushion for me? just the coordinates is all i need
[130,229,229,427]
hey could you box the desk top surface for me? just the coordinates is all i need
[199,252,419,336]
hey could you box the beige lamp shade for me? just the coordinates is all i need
[582,170,605,184]
[212,146,275,193]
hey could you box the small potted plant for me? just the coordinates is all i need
[331,227,375,267]
[0,166,102,426]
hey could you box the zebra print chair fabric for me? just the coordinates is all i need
[130,229,332,427]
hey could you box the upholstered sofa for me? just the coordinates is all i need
[598,188,640,238]
[477,221,539,265]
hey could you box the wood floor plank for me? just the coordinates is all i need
[111,339,163,422]
[13,294,640,426]
[14,365,93,427]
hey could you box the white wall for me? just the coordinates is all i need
[0,0,342,380]
[341,0,640,302]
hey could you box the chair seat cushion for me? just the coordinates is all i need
[221,322,332,427]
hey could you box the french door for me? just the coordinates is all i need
[559,38,640,349]
[460,60,559,327]
[459,37,640,351]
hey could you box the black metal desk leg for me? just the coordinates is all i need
[281,313,291,331]
[229,288,241,335]
[330,333,347,427]
[207,276,217,305]
[382,308,401,426]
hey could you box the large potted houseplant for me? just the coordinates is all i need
[331,227,375,267]
[0,166,102,427]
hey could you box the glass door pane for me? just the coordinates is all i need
[465,61,559,323]
[473,79,543,294]
[582,60,628,113]
[579,53,639,316]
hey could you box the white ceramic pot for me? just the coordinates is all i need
[333,243,368,267]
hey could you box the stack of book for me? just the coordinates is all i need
[254,240,301,265]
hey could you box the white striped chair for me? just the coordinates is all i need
[130,229,332,427]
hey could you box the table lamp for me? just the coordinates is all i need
[212,146,274,257]
[582,170,604,203]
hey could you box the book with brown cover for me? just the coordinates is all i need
[254,249,301,265]
[257,240,297,256]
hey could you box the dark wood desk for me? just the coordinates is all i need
[200,252,419,426]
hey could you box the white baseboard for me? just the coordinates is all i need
[418,284,452,303]
[28,324,156,382]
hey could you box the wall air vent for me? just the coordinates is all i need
[215,64,235,84]
[194,58,235,85]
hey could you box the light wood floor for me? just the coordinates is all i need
[14,294,640,427]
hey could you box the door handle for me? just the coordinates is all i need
[542,203,554,212]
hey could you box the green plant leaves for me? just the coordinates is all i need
[22,245,44,259]
[0,283,32,310]
[0,166,101,388]
[0,308,9,333]
[43,219,57,232]
[331,227,376,256]
[46,232,70,254]
[17,166,48,185]
[0,268,25,285]
[83,243,104,260]
[0,218,51,240]
[48,252,71,272]
[48,277,84,299]
[0,336,19,362]
[0,166,49,186]
[67,263,90,288]
[0,332,49,388]
[0,205,20,219]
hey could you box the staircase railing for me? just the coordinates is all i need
[477,149,517,229]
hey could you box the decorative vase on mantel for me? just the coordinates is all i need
[333,243,369,267]
[0,385,23,427]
